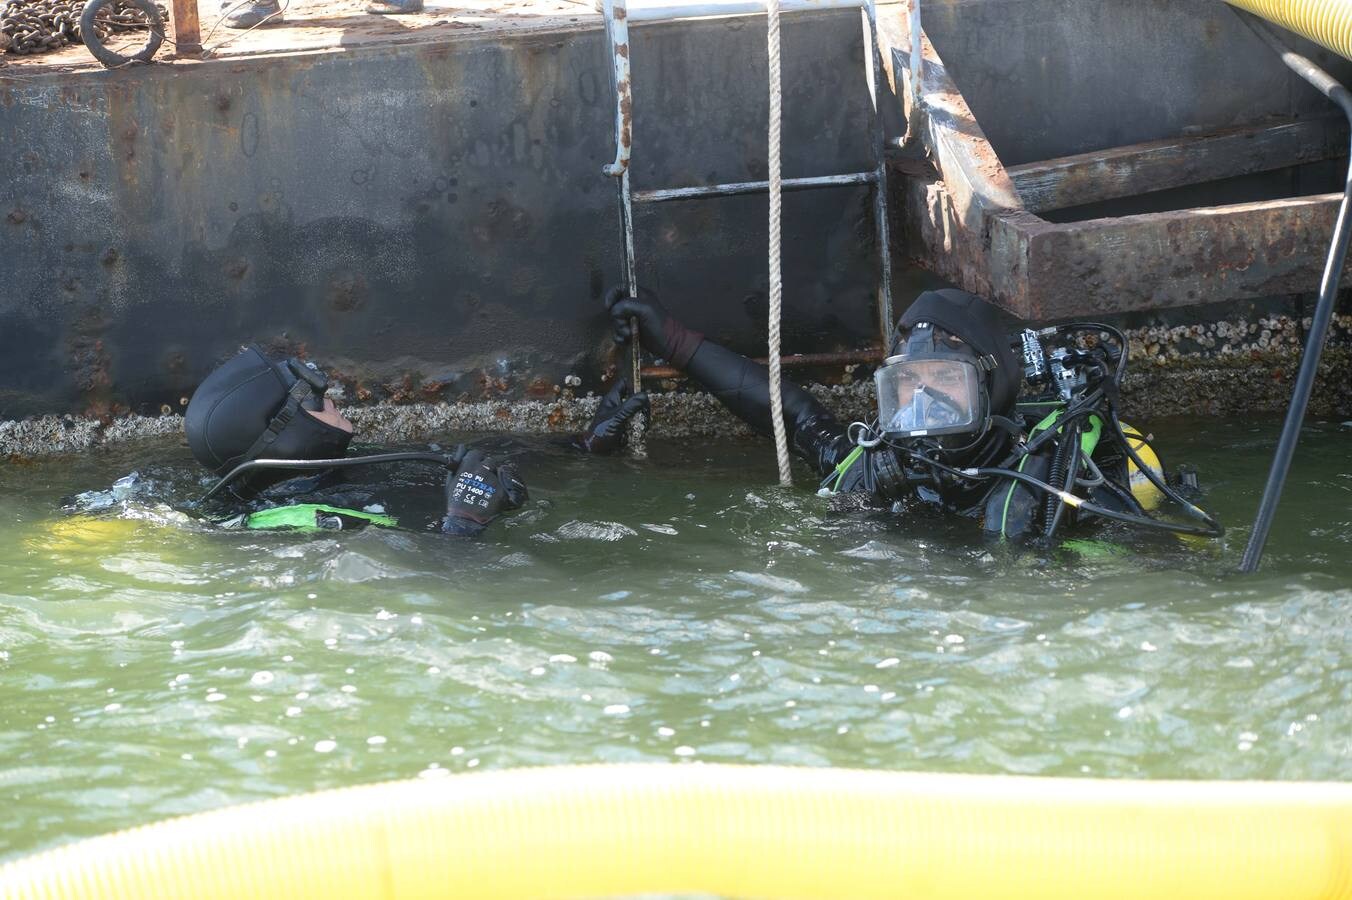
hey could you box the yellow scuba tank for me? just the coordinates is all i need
[1120,424,1164,510]
[29,516,143,554]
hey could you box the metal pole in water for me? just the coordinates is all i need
[1235,11,1352,572]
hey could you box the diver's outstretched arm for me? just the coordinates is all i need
[608,288,850,477]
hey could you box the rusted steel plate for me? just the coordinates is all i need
[0,12,881,419]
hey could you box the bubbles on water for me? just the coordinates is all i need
[548,654,577,663]
[552,521,638,542]
[603,704,630,715]
[656,727,675,738]
[673,746,696,757]
[875,658,900,669]
[250,671,275,687]
[205,692,226,703]
[367,736,387,746]
[730,571,807,594]
[314,740,337,753]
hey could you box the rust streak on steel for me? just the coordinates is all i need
[641,348,885,379]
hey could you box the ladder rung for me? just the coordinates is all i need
[623,0,867,23]
[632,171,877,203]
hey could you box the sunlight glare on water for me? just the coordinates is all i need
[1,417,1350,859]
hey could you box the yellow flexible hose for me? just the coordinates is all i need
[2,764,1350,899]
[1226,0,1352,60]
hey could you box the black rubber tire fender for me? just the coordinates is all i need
[80,0,164,68]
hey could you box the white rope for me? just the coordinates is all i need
[766,0,792,486]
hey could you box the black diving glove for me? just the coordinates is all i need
[606,285,704,370]
[439,450,528,536]
[572,378,650,455]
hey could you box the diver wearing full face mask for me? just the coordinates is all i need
[608,288,1222,542]
[185,346,645,535]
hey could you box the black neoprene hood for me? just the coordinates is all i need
[185,346,352,477]
[895,289,1021,417]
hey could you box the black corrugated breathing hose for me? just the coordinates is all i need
[1234,11,1352,572]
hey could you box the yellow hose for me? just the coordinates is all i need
[1226,0,1352,60]
[2,764,1350,899]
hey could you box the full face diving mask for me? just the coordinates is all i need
[874,322,991,439]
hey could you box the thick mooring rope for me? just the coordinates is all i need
[766,0,792,486]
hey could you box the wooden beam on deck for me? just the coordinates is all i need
[1008,118,1349,214]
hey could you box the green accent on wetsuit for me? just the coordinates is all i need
[1062,538,1129,559]
[244,504,398,531]
[829,445,867,493]
[998,410,1102,539]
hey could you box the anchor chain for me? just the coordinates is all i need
[1,0,163,56]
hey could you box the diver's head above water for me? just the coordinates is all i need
[873,289,1020,465]
[185,346,354,498]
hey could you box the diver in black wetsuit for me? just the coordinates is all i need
[185,346,647,535]
[607,287,1222,543]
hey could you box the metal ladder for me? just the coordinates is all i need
[599,0,895,388]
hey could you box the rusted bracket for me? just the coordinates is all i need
[878,6,1352,320]
[168,0,202,56]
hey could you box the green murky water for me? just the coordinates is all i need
[2,418,1350,862]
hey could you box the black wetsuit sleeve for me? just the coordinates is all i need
[683,339,854,478]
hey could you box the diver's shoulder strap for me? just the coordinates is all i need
[240,379,313,463]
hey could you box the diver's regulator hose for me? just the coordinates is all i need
[906,451,1224,538]
[199,450,467,503]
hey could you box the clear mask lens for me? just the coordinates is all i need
[874,358,982,437]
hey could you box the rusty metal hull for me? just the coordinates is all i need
[0,10,884,419]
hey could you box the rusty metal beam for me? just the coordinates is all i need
[1018,193,1345,319]
[882,15,1030,305]
[168,0,202,57]
[641,348,884,379]
[1009,118,1350,214]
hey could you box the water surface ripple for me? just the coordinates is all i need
[1,418,1349,858]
